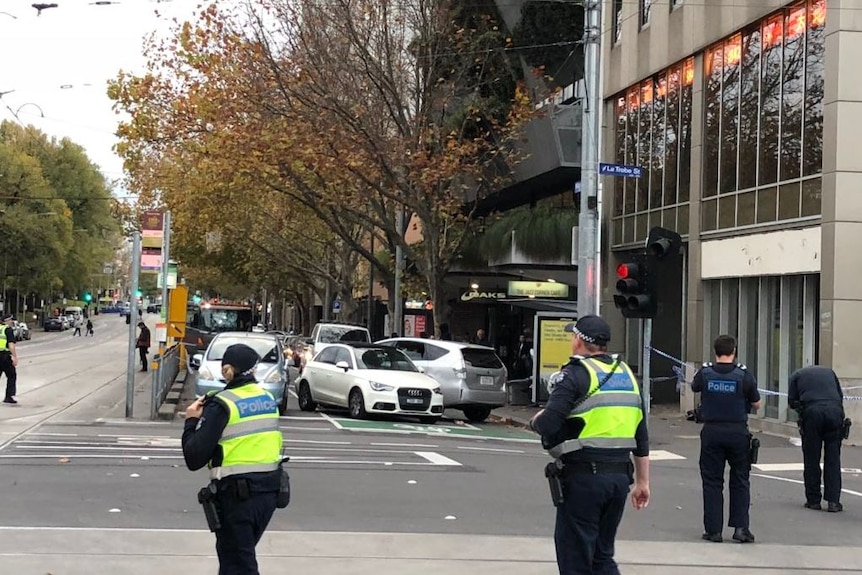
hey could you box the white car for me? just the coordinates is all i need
[297,343,445,423]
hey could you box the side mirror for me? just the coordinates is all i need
[417,366,426,374]
[335,360,350,372]
[191,353,203,369]
[304,338,314,345]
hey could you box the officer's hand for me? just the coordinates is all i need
[11,357,17,368]
[631,483,650,510]
[186,397,205,419]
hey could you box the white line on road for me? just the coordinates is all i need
[279,415,324,420]
[414,451,462,466]
[15,445,182,452]
[0,454,452,466]
[25,432,79,437]
[752,473,862,498]
[754,463,862,473]
[285,439,352,445]
[457,446,525,454]
[371,442,438,448]
[318,412,344,430]
[650,450,687,461]
[280,426,333,431]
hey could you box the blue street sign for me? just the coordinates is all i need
[332,298,342,314]
[599,163,644,178]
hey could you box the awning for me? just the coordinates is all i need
[500,298,578,313]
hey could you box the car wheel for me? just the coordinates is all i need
[279,385,289,416]
[297,381,316,412]
[463,406,492,423]
[348,388,367,419]
[419,416,441,425]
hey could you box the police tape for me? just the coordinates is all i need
[647,345,862,400]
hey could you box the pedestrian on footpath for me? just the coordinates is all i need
[86,319,94,336]
[529,315,650,575]
[136,321,151,372]
[182,343,284,575]
[789,365,848,513]
[691,335,761,543]
[0,314,18,404]
[73,318,82,337]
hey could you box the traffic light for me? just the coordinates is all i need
[192,295,202,305]
[135,289,143,298]
[647,226,682,261]
[613,258,656,318]
[83,292,92,302]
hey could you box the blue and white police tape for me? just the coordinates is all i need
[646,345,862,400]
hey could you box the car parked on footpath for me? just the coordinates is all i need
[375,338,507,422]
[192,331,291,415]
[297,343,444,423]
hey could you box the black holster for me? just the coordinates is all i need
[842,418,852,441]
[277,458,291,509]
[197,481,221,532]
[749,436,761,465]
[544,459,565,507]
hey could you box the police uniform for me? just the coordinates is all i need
[531,316,648,575]
[0,316,18,404]
[182,344,283,574]
[691,361,760,542]
[788,365,846,512]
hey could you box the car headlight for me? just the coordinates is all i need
[198,366,215,380]
[369,381,394,392]
[263,370,282,384]
[432,387,442,395]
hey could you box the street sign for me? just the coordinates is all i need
[332,298,342,314]
[599,162,643,178]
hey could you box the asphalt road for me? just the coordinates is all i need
[1,321,861,574]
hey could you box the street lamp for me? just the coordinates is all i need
[32,4,59,16]
[15,102,45,119]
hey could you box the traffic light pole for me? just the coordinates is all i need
[642,318,652,427]
[576,0,601,318]
[126,232,141,418]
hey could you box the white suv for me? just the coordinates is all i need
[301,323,371,366]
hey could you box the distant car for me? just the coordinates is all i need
[376,338,508,422]
[44,317,65,332]
[301,323,372,368]
[146,303,161,314]
[192,332,291,415]
[12,321,31,341]
[297,343,444,423]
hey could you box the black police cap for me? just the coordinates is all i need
[222,343,260,374]
[564,315,612,345]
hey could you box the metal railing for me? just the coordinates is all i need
[151,344,182,420]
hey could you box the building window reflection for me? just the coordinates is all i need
[612,57,693,247]
[612,0,623,44]
[701,0,824,232]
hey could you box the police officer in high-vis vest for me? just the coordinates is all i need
[182,343,283,574]
[691,334,761,544]
[530,315,650,575]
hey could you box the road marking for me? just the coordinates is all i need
[279,415,326,420]
[280,426,332,431]
[26,432,79,437]
[754,463,862,474]
[650,450,686,461]
[319,412,344,430]
[285,439,352,445]
[457,446,525,454]
[289,389,299,399]
[371,442,439,448]
[0,454,455,467]
[414,451,462,466]
[752,473,862,498]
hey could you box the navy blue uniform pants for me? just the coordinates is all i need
[0,354,16,398]
[801,406,843,505]
[215,490,278,575]
[699,424,751,534]
[555,472,630,575]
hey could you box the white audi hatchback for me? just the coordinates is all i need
[297,343,445,423]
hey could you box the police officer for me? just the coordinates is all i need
[530,315,650,575]
[1,314,19,404]
[691,334,761,543]
[182,343,283,574]
[788,365,846,513]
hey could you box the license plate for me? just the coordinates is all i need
[406,397,424,404]
[480,376,494,386]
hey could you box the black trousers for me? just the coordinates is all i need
[215,490,278,575]
[139,347,148,370]
[0,353,16,398]
[801,405,844,505]
[700,423,751,533]
[554,471,630,575]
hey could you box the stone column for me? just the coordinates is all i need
[820,0,862,444]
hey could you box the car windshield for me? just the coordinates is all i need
[319,326,370,343]
[355,348,418,372]
[206,337,280,364]
[201,308,253,332]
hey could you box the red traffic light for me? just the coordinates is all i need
[617,263,638,279]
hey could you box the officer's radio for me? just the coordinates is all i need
[842,418,852,441]
[198,482,221,532]
[544,459,565,507]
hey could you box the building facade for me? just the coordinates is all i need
[602,0,861,436]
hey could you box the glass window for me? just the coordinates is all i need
[703,47,722,198]
[679,59,694,203]
[637,81,652,212]
[739,27,761,190]
[702,199,718,232]
[804,0,825,176]
[739,277,759,376]
[664,66,680,205]
[334,347,354,368]
[624,88,639,215]
[738,191,756,226]
[781,4,806,181]
[422,344,450,361]
[801,177,821,216]
[640,0,651,28]
[614,96,626,217]
[757,187,778,223]
[356,347,417,371]
[613,0,624,44]
[778,182,801,220]
[462,348,504,369]
[764,276,781,419]
[651,75,666,210]
[759,14,782,186]
[721,35,741,194]
[719,195,736,229]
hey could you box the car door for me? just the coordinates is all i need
[419,343,460,405]
[309,346,339,403]
[330,347,356,407]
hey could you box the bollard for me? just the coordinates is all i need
[151,354,163,420]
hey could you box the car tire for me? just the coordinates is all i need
[463,406,492,423]
[348,388,367,419]
[419,416,441,425]
[297,381,317,412]
[279,385,289,416]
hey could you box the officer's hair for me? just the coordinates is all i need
[713,334,736,357]
[222,364,236,382]
[584,341,608,353]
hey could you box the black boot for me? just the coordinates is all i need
[732,528,755,543]
[702,532,723,543]
[827,502,843,513]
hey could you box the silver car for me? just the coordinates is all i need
[376,338,507,422]
[192,332,291,415]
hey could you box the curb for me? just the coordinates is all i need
[157,369,189,421]
[489,413,531,430]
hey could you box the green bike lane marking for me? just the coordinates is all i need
[327,417,540,443]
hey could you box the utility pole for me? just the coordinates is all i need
[576,0,602,318]
[159,211,171,332]
[367,231,374,333]
[126,232,141,418]
[393,208,404,337]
